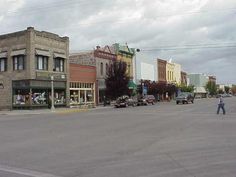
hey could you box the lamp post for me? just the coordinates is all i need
[134,48,140,84]
[51,75,55,110]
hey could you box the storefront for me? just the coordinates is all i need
[12,79,67,109]
[70,82,95,107]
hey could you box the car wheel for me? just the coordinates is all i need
[176,101,179,104]
[182,101,185,104]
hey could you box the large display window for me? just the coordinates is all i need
[70,82,95,106]
[12,80,67,109]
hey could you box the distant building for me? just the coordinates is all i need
[157,59,167,83]
[166,61,175,84]
[94,45,116,103]
[181,71,187,86]
[135,52,156,83]
[173,63,181,85]
[113,43,136,90]
[0,27,69,110]
[188,73,208,98]
[113,43,135,79]
[208,76,216,84]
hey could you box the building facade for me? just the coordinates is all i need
[135,52,156,83]
[0,27,69,110]
[94,45,116,104]
[181,71,187,85]
[188,73,208,98]
[166,61,175,84]
[173,63,181,85]
[157,59,167,83]
[113,43,135,79]
[69,53,96,107]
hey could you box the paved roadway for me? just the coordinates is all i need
[0,97,236,177]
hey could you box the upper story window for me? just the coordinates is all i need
[36,55,48,70]
[13,55,25,70]
[0,58,7,72]
[54,58,64,72]
[106,63,109,75]
[100,62,103,76]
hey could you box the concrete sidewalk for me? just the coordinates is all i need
[0,105,113,116]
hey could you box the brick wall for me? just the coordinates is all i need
[69,63,96,83]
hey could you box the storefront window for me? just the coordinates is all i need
[86,90,94,102]
[54,89,66,105]
[70,90,79,104]
[13,89,30,105]
[31,89,48,105]
[80,90,85,103]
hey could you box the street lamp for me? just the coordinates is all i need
[51,75,55,110]
[134,48,140,84]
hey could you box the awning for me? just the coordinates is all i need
[54,52,66,59]
[0,52,7,58]
[128,80,137,89]
[35,49,50,56]
[11,49,26,56]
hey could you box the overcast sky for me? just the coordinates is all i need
[0,0,236,84]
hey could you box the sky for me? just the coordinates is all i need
[0,0,236,84]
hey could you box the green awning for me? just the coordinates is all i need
[128,80,137,89]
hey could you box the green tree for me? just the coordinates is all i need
[178,84,194,93]
[224,86,230,94]
[206,81,217,96]
[105,61,129,100]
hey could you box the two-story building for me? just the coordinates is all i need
[0,27,69,110]
[69,52,97,107]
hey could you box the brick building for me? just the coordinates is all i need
[157,59,167,83]
[181,71,187,85]
[0,27,69,110]
[69,53,97,107]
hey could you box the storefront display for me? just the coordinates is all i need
[12,80,67,109]
[70,82,95,106]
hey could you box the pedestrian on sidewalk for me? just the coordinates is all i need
[217,95,226,115]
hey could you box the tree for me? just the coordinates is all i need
[206,81,217,96]
[105,61,130,100]
[178,84,194,93]
[224,86,230,94]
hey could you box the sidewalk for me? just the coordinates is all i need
[0,105,113,116]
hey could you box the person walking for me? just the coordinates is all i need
[217,95,226,115]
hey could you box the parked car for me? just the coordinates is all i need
[114,95,137,108]
[176,92,194,104]
[137,95,155,106]
[114,95,128,108]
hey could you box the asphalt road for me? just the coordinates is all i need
[0,97,236,177]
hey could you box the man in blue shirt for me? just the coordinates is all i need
[217,95,226,115]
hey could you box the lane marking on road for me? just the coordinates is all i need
[0,164,63,177]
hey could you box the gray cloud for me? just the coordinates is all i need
[1,0,236,83]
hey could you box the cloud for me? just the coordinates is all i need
[0,0,236,83]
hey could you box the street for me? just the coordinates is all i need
[0,97,236,177]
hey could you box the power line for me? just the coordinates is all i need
[70,43,236,53]
[4,0,236,18]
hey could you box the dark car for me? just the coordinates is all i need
[144,95,155,104]
[176,92,194,104]
[137,95,155,106]
[114,96,137,108]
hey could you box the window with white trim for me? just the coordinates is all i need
[54,58,64,72]
[0,58,7,72]
[36,55,48,70]
[13,55,25,70]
